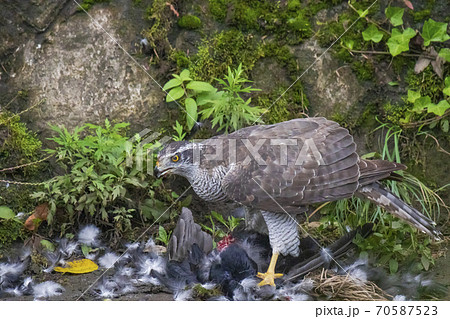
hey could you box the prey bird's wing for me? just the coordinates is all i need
[219,118,360,212]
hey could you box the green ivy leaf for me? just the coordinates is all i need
[443,77,450,96]
[343,39,354,50]
[428,100,450,116]
[0,206,15,220]
[387,28,416,57]
[407,89,421,103]
[163,78,182,90]
[186,81,215,92]
[185,97,198,130]
[439,48,450,62]
[362,24,383,43]
[413,96,433,113]
[422,19,450,46]
[166,86,185,102]
[385,7,404,27]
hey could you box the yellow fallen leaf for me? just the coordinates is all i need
[54,259,98,274]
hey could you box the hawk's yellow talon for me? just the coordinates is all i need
[256,271,283,286]
[257,251,283,287]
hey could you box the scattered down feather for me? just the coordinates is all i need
[98,252,121,269]
[33,281,64,300]
[78,225,101,247]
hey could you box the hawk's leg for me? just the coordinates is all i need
[256,211,300,287]
[257,251,283,286]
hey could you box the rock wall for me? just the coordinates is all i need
[1,0,166,137]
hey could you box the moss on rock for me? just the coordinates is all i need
[77,0,110,12]
[208,0,227,21]
[189,29,263,82]
[178,15,202,30]
[351,60,375,81]
[170,49,191,69]
[0,112,42,176]
[0,218,25,253]
[405,67,446,104]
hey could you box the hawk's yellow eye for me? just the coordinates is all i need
[171,155,179,162]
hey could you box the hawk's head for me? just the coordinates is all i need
[154,141,196,178]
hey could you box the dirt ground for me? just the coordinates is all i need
[1,242,448,301]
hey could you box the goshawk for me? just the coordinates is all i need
[154,117,440,286]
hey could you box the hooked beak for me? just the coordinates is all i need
[154,160,162,178]
[154,160,170,178]
[154,165,161,178]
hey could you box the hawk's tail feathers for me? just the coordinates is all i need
[357,183,441,240]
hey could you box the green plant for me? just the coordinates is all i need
[163,65,264,133]
[141,179,192,223]
[169,49,190,69]
[211,211,244,232]
[163,69,209,130]
[31,120,148,235]
[353,7,450,66]
[201,214,226,242]
[155,225,172,246]
[405,84,450,123]
[208,0,227,21]
[201,211,244,245]
[200,64,264,133]
[347,7,450,140]
[172,120,187,141]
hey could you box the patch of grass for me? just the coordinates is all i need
[318,123,447,273]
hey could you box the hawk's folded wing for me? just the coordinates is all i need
[220,118,360,212]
